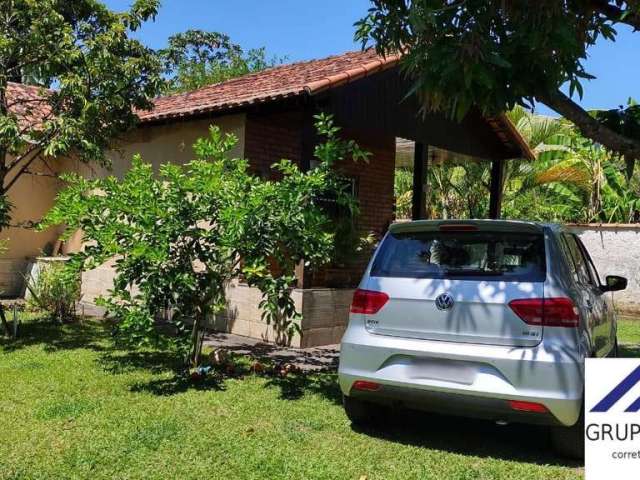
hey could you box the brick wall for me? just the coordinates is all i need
[309,128,396,287]
[244,110,304,177]
[245,109,395,288]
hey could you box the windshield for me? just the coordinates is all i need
[370,230,546,281]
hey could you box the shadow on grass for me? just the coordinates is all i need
[619,343,640,358]
[130,374,227,396]
[1,316,341,403]
[352,409,582,469]
[98,350,184,375]
[0,317,111,354]
[125,357,342,404]
[264,372,342,404]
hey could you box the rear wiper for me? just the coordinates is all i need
[443,269,505,276]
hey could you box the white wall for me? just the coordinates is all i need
[570,224,640,315]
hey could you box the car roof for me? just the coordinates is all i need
[389,219,566,234]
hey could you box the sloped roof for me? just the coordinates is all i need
[4,52,533,161]
[138,50,533,160]
[6,82,52,129]
[137,50,401,123]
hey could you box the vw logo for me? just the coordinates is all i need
[435,293,454,311]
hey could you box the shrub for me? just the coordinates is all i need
[25,262,80,323]
[41,114,366,367]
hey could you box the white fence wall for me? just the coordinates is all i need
[570,224,640,316]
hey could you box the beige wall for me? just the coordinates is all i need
[74,114,246,180]
[2,114,246,296]
[0,154,70,296]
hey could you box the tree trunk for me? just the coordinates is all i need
[188,312,204,368]
[0,305,10,337]
[538,89,640,160]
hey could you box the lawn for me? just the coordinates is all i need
[1,317,639,480]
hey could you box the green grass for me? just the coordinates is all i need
[618,317,640,357]
[6,316,638,479]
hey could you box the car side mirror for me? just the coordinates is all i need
[602,275,628,292]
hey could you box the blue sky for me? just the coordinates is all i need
[105,0,638,114]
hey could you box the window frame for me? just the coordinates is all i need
[574,235,602,288]
[561,233,594,286]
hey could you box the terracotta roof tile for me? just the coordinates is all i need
[6,82,52,129]
[3,53,531,161]
[137,49,400,123]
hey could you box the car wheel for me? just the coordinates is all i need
[343,395,386,427]
[550,410,584,460]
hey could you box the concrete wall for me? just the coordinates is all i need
[570,224,640,316]
[205,283,353,348]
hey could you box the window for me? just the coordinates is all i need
[557,234,581,284]
[562,234,593,285]
[575,236,602,286]
[371,231,546,281]
[316,176,358,218]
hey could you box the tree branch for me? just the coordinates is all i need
[591,0,640,30]
[2,149,43,193]
[537,89,640,159]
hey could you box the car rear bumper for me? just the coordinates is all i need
[339,325,584,427]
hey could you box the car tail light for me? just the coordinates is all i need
[350,289,389,314]
[352,380,382,392]
[508,297,579,328]
[508,400,548,413]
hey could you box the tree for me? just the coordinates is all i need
[160,30,284,93]
[0,0,163,232]
[356,1,640,176]
[41,114,367,368]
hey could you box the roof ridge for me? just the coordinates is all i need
[152,49,381,102]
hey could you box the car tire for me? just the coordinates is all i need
[343,395,386,427]
[550,410,584,460]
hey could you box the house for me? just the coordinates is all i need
[1,50,533,346]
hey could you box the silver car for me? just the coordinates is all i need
[338,220,627,458]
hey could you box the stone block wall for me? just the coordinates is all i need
[209,283,354,348]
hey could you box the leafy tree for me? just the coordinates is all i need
[160,30,284,93]
[394,168,413,218]
[0,0,163,231]
[41,114,366,367]
[514,131,640,223]
[356,1,640,177]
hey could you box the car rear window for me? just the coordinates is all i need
[370,230,546,281]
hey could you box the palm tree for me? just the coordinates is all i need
[506,108,639,223]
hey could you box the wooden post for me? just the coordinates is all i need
[412,142,428,220]
[489,158,504,219]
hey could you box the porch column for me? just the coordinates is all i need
[488,158,504,220]
[411,142,428,220]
